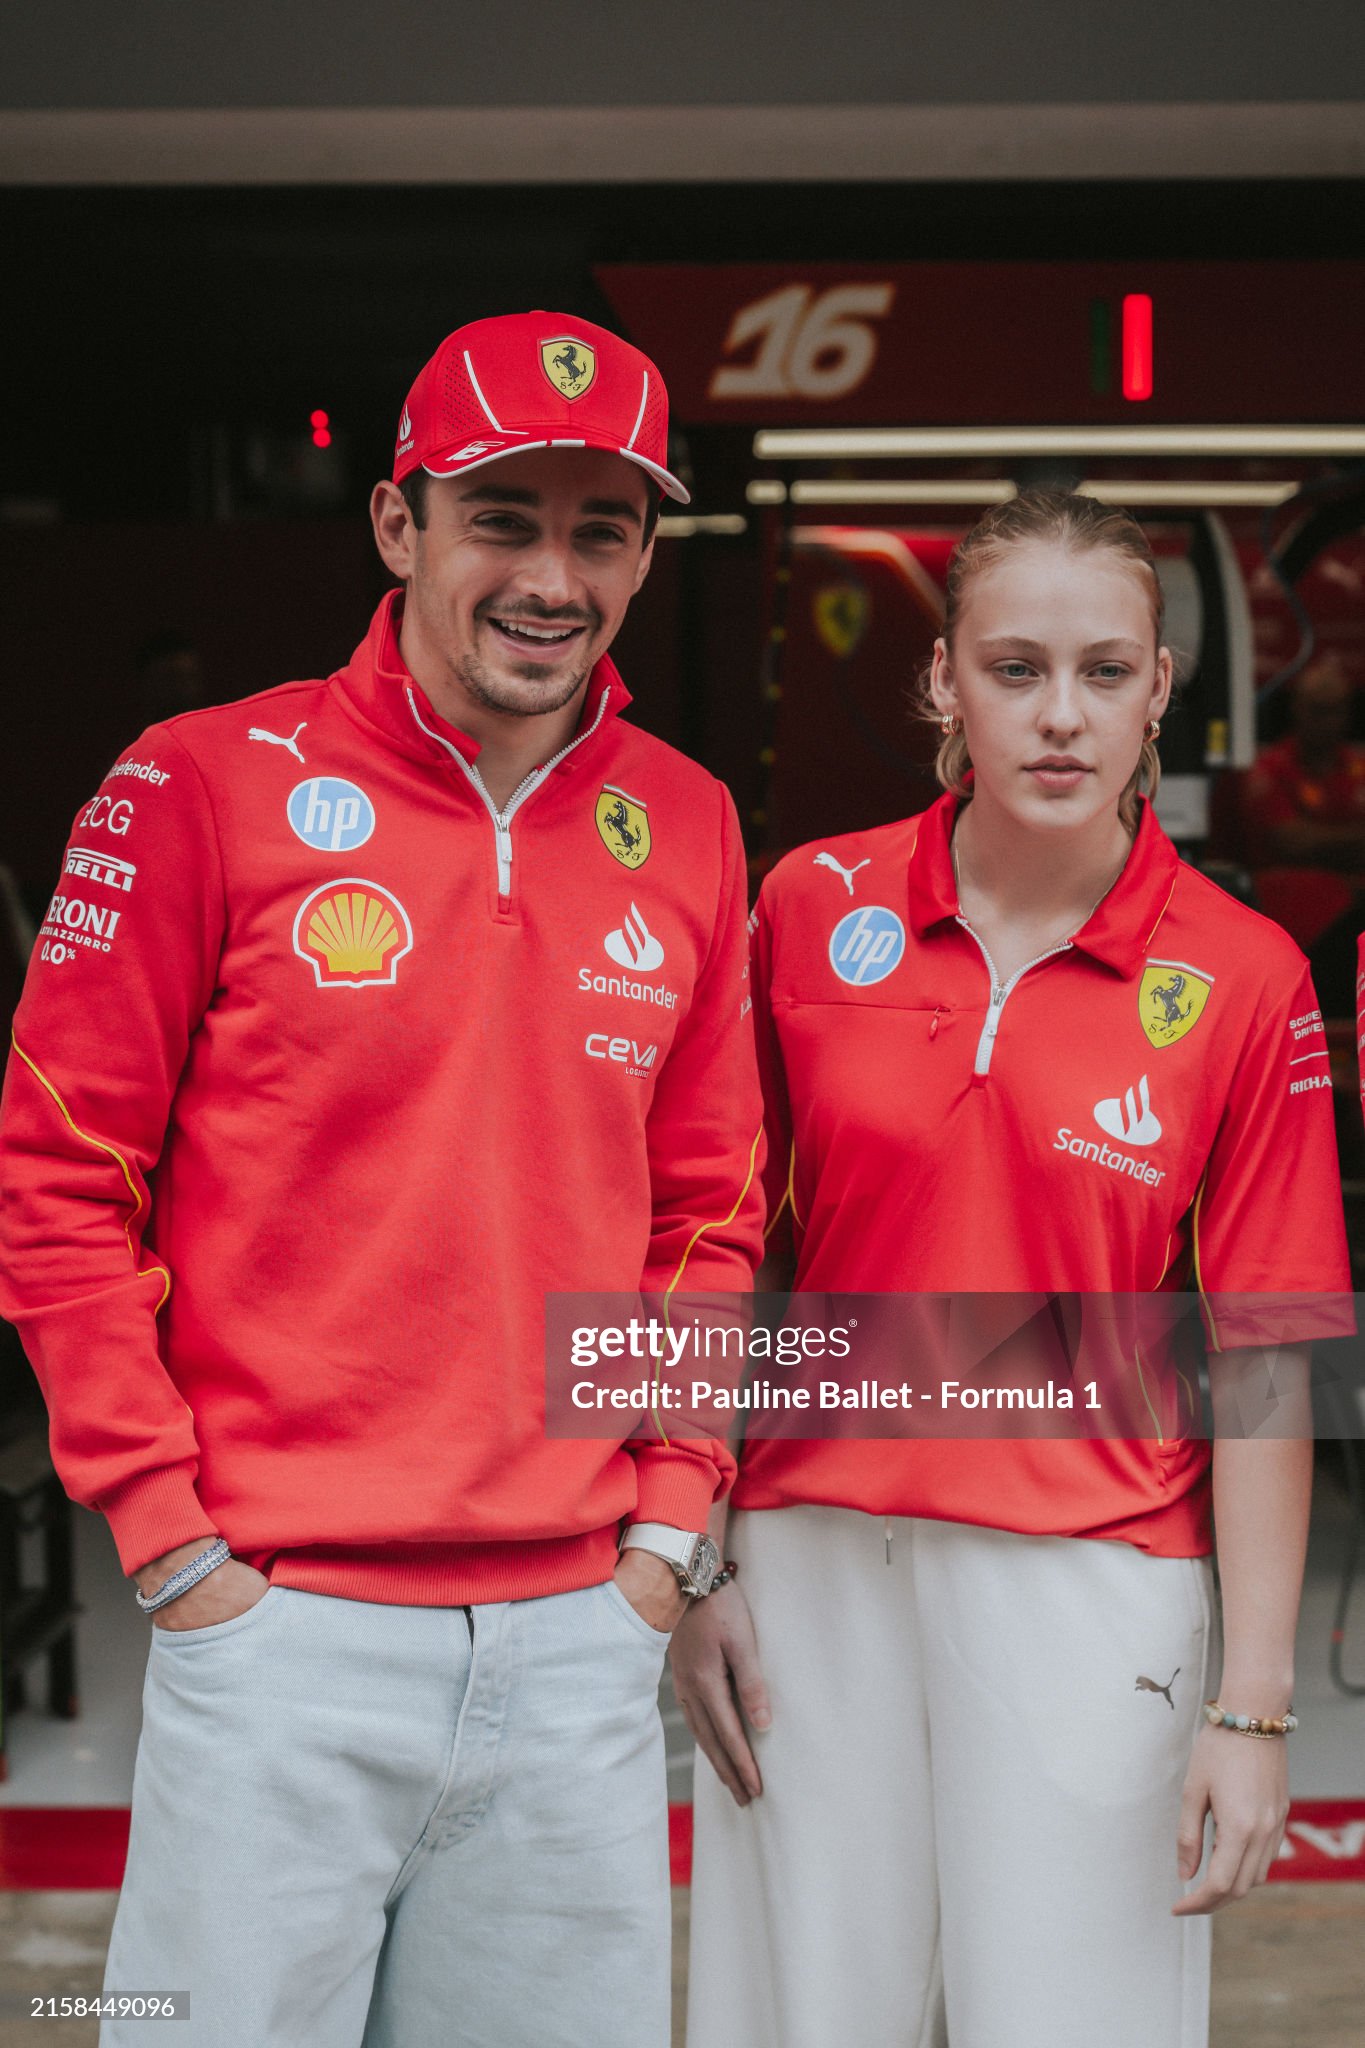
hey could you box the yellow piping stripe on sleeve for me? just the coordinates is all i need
[649,1122,764,1443]
[762,1140,803,1242]
[10,1032,172,1314]
[663,1122,765,1308]
[1131,1342,1165,1447]
[1190,1167,1219,1353]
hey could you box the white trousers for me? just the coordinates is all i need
[687,1507,1212,2048]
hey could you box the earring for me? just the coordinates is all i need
[941,714,963,737]
[1144,719,1161,741]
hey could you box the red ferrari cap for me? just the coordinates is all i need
[392,311,690,505]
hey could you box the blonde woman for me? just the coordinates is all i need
[676,492,1352,2048]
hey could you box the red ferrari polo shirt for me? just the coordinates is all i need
[735,793,1353,1554]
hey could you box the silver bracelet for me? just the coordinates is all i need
[135,1538,232,1614]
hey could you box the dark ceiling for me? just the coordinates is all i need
[5,179,1364,519]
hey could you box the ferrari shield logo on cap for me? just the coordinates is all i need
[541,337,597,401]
[813,582,870,660]
[1140,960,1213,1048]
[595,786,651,869]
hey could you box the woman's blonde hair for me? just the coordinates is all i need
[928,488,1167,834]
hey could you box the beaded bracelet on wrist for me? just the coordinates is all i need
[1203,1698,1298,1738]
[710,1560,741,1590]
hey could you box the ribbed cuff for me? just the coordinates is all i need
[627,1444,725,1532]
[98,1466,218,1577]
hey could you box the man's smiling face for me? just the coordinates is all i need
[391,447,655,725]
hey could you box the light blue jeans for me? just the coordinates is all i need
[101,1580,672,2046]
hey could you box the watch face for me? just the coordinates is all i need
[688,1534,722,1595]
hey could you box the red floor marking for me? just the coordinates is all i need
[0,1808,130,1889]
[669,1801,693,1886]
[1268,1800,1365,1882]
[2,1798,1362,1891]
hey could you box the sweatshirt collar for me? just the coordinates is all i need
[905,788,1181,977]
[333,587,632,768]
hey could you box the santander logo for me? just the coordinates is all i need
[398,405,413,441]
[604,904,664,973]
[1093,1075,1162,1147]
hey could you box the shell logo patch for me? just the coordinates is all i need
[1140,960,1214,1048]
[596,786,651,869]
[293,879,413,989]
[540,337,597,401]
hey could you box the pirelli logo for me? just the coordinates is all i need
[64,846,137,894]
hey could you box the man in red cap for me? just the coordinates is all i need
[0,313,763,2046]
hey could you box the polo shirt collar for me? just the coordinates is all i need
[905,789,1180,978]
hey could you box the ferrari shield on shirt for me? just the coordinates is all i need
[0,589,764,1602]
[737,791,1353,1555]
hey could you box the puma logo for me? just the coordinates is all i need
[813,851,870,896]
[248,722,307,764]
[1135,1668,1180,1709]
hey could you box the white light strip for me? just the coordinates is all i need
[1076,479,1299,507]
[790,479,1014,506]
[755,426,1365,459]
[750,477,1300,511]
[657,513,749,537]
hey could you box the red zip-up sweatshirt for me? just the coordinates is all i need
[0,591,764,1604]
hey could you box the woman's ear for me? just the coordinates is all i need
[1149,645,1175,724]
[928,638,958,720]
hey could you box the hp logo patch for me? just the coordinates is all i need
[829,905,906,987]
[287,778,376,853]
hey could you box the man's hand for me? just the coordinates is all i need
[134,1541,271,1633]
[1171,1724,1291,1914]
[613,1548,688,1634]
[670,1581,770,1806]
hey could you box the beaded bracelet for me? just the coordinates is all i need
[710,1560,741,1591]
[1203,1698,1298,1738]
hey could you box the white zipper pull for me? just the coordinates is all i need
[495,820,513,898]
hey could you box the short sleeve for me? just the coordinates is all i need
[1195,960,1354,1349]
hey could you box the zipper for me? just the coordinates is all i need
[954,916,1073,1077]
[405,683,612,901]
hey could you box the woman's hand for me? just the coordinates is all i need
[670,1583,771,1807]
[1171,1724,1290,1914]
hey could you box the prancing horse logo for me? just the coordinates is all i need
[1151,973,1192,1029]
[1139,960,1213,1048]
[595,786,651,870]
[541,337,598,402]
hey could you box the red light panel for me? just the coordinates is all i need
[309,409,329,429]
[311,429,332,448]
[1121,295,1153,402]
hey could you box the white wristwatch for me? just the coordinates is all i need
[620,1522,722,1597]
